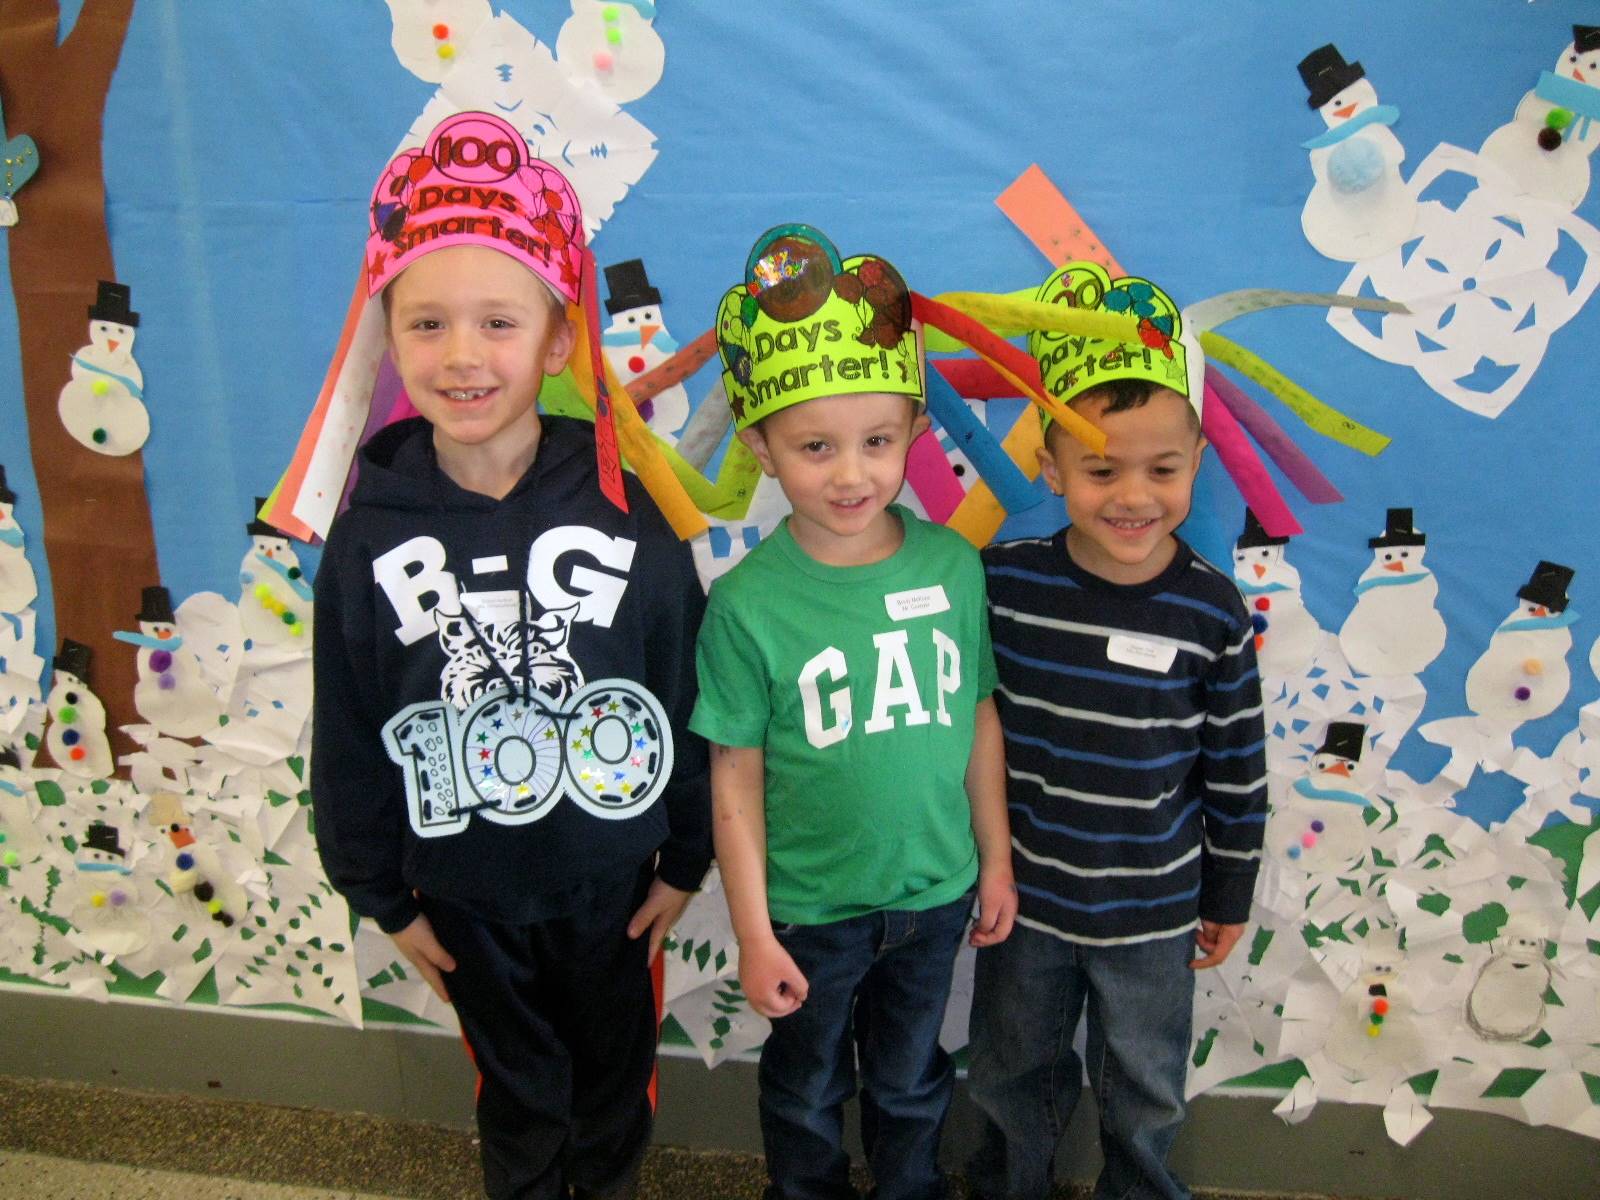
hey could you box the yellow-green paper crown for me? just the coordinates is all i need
[716,224,922,431]
[1028,261,1199,426]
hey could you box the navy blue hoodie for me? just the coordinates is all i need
[311,415,711,933]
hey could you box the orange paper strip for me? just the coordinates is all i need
[996,164,1125,274]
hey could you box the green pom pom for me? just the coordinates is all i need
[1547,107,1574,131]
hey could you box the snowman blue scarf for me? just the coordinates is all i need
[70,355,144,400]
[1352,570,1430,595]
[1301,105,1401,150]
[1496,608,1580,634]
[1535,72,1600,142]
[0,526,22,548]
[254,551,314,601]
[112,630,184,652]
[1235,578,1293,597]
[1292,778,1370,806]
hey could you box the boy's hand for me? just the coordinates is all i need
[1190,920,1246,969]
[391,913,457,1003]
[970,867,1018,948]
[627,877,694,965]
[739,933,809,1019]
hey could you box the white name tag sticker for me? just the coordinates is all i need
[461,589,520,626]
[885,585,950,621]
[1106,634,1177,673]
[472,554,509,575]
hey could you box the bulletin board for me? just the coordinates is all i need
[1,0,1597,1148]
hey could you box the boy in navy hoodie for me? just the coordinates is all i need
[311,111,709,1200]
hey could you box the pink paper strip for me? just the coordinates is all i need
[1205,366,1343,505]
[1202,382,1301,538]
[906,429,967,524]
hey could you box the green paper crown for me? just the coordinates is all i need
[716,224,922,430]
[1028,262,1196,425]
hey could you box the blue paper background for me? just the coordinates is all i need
[3,0,1597,823]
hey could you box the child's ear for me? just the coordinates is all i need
[910,409,932,441]
[1190,434,1208,478]
[737,424,779,478]
[1036,443,1064,495]
[543,313,578,376]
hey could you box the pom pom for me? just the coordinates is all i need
[2,850,19,867]
[432,23,449,39]
[1538,126,1563,152]
[175,852,195,871]
[194,881,215,902]
[91,379,111,397]
[593,49,614,71]
[1546,107,1573,132]
[58,705,77,723]
[1522,658,1543,676]
[1328,136,1385,194]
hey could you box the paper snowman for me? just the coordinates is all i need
[0,465,38,614]
[1464,561,1577,725]
[146,792,245,931]
[68,819,150,957]
[602,259,689,440]
[556,0,666,103]
[0,746,46,873]
[1325,930,1420,1075]
[1465,912,1551,1042]
[44,640,114,780]
[1296,45,1416,263]
[1269,721,1373,874]
[1233,509,1321,678]
[1339,508,1446,677]
[1478,24,1600,212]
[57,281,149,457]
[114,586,224,739]
[382,0,493,83]
[238,498,313,649]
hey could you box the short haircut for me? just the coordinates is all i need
[1046,378,1201,451]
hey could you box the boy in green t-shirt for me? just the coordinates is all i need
[691,225,1017,1200]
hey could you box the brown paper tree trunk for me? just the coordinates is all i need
[2,0,152,767]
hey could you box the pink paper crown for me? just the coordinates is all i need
[365,111,586,304]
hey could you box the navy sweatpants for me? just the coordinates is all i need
[424,862,656,1200]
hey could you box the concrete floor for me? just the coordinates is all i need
[0,1074,1336,1199]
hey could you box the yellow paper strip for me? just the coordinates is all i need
[1201,331,1391,457]
[947,406,1047,548]
[935,292,1144,345]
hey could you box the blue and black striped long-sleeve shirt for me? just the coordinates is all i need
[983,532,1267,946]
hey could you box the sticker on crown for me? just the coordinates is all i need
[463,691,565,827]
[562,678,674,821]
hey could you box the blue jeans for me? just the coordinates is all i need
[758,891,973,1200]
[965,924,1195,1200]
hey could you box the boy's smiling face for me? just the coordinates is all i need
[386,244,574,470]
[741,391,928,566]
[1039,387,1204,586]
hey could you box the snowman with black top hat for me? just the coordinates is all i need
[237,498,313,650]
[1297,44,1416,263]
[1339,508,1447,678]
[1232,508,1322,679]
[114,586,223,739]
[1465,561,1578,725]
[57,281,149,456]
[1479,24,1600,211]
[69,818,150,957]
[602,258,689,440]
[44,640,113,780]
[1270,720,1375,875]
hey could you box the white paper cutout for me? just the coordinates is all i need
[1232,532,1322,678]
[44,667,114,780]
[601,259,690,441]
[1465,911,1551,1041]
[555,0,666,104]
[1339,511,1446,678]
[116,590,226,740]
[1478,30,1600,212]
[414,13,658,237]
[67,819,152,958]
[1327,143,1600,420]
[383,0,493,83]
[1463,570,1577,727]
[238,527,314,649]
[1301,79,1418,262]
[0,483,38,615]
[1267,722,1374,875]
[56,283,150,456]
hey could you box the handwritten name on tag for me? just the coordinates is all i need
[884,585,950,621]
[1106,634,1177,673]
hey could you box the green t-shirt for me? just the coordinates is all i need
[691,507,997,924]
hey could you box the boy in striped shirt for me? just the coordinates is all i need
[965,263,1267,1200]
